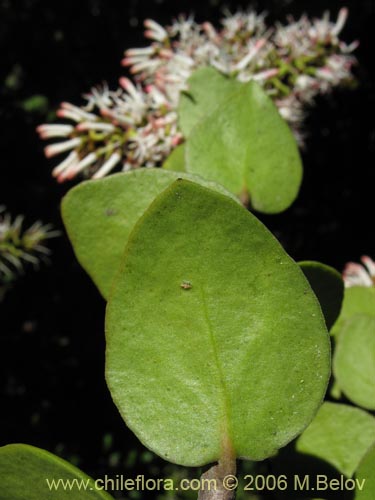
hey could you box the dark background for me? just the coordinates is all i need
[0,0,374,492]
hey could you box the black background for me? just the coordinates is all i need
[0,0,374,486]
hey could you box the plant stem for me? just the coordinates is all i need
[198,457,237,500]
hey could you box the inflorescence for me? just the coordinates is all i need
[38,8,358,182]
[0,206,59,284]
[343,256,375,288]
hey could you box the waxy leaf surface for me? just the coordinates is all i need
[300,261,344,330]
[296,402,375,478]
[106,180,330,466]
[0,444,113,500]
[62,169,236,298]
[178,67,241,137]
[185,82,302,213]
[333,314,375,410]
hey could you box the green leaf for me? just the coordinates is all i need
[178,67,242,137]
[105,179,330,466]
[333,314,375,410]
[295,402,375,478]
[355,445,375,500]
[0,443,113,499]
[62,169,237,299]
[299,261,344,330]
[331,286,375,336]
[162,144,186,172]
[185,81,302,214]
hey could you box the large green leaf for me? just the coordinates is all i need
[355,445,375,500]
[178,67,242,137]
[0,444,113,500]
[333,314,375,410]
[105,179,330,467]
[185,82,302,214]
[62,169,237,299]
[295,402,375,478]
[331,286,375,336]
[299,261,344,330]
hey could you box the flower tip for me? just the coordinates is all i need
[361,255,374,267]
[171,135,182,147]
[57,169,74,183]
[65,171,76,181]
[255,38,267,49]
[119,77,130,90]
[56,175,66,184]
[100,108,111,118]
[339,7,349,17]
[44,146,53,159]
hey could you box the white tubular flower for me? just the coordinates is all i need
[343,256,375,288]
[233,39,267,72]
[332,7,349,37]
[52,151,79,179]
[36,124,74,139]
[38,8,358,182]
[76,122,116,132]
[44,138,82,158]
[92,152,122,179]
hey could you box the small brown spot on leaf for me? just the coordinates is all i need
[180,280,192,290]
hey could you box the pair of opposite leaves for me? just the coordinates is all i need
[63,172,331,466]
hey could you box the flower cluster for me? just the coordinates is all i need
[38,8,358,182]
[0,206,59,284]
[343,256,375,288]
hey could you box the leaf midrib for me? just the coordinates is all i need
[199,284,233,454]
